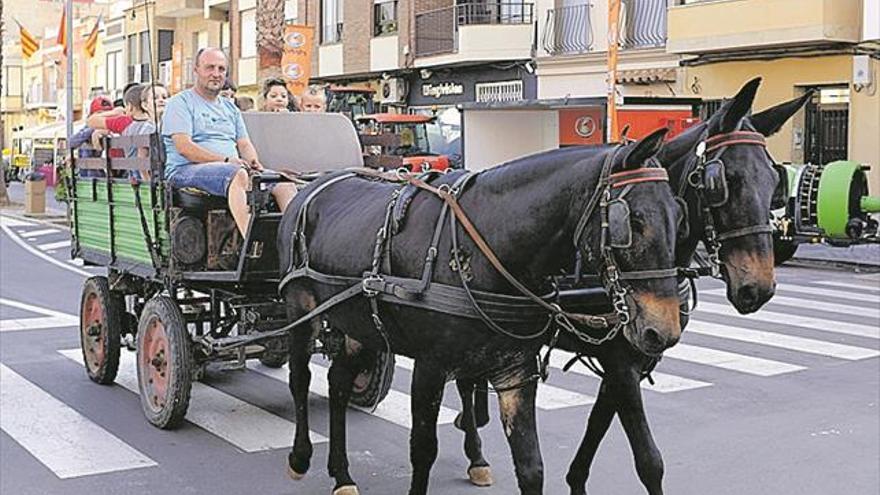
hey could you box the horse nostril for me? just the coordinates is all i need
[642,327,665,353]
[736,284,761,311]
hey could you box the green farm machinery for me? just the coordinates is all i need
[772,160,879,264]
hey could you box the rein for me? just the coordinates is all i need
[681,129,773,277]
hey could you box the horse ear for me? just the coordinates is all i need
[717,77,761,133]
[750,90,813,137]
[622,127,669,170]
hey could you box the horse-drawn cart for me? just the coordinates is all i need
[71,113,393,428]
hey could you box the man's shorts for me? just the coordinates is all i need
[167,163,242,197]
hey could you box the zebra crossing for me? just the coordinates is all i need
[1,213,879,482]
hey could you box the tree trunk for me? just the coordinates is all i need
[256,0,285,82]
[0,2,10,207]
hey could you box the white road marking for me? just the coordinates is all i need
[772,284,880,303]
[0,222,91,277]
[694,301,879,340]
[813,280,880,293]
[0,216,36,227]
[67,258,85,266]
[250,361,459,429]
[20,228,59,239]
[0,363,156,479]
[663,344,805,376]
[60,349,325,451]
[546,350,713,393]
[37,240,71,251]
[703,289,880,321]
[687,321,880,361]
[0,298,80,332]
[394,355,595,410]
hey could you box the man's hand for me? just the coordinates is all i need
[248,158,264,171]
[91,129,110,150]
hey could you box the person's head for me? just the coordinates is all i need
[140,84,169,120]
[89,96,113,115]
[262,77,290,112]
[122,84,147,116]
[220,78,237,99]
[193,47,229,98]
[235,96,255,112]
[299,86,326,113]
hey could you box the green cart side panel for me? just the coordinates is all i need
[72,179,168,265]
[816,161,860,238]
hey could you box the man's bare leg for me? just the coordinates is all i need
[272,183,298,214]
[228,169,251,236]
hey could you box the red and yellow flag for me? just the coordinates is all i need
[57,10,67,55]
[84,15,102,58]
[17,21,39,58]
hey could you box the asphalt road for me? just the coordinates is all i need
[1,213,878,495]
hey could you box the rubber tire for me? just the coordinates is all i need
[258,336,288,368]
[773,237,799,266]
[79,276,123,385]
[136,296,193,429]
[348,351,395,408]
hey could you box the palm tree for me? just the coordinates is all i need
[256,0,285,82]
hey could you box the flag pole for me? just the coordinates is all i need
[65,0,74,142]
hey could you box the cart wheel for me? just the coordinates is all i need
[258,337,288,368]
[79,276,124,385]
[349,351,395,408]
[773,236,798,266]
[136,296,193,429]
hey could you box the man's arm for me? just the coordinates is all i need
[69,127,95,149]
[236,137,263,170]
[171,133,246,165]
[86,108,126,130]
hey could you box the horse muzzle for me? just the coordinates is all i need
[721,251,776,314]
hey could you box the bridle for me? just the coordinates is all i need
[680,129,774,277]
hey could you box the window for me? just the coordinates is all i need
[241,9,257,58]
[475,80,523,103]
[699,99,723,121]
[106,51,121,93]
[220,21,231,53]
[284,0,298,21]
[373,0,398,36]
[3,66,22,97]
[158,30,174,62]
[321,0,343,44]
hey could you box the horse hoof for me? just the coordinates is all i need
[468,466,494,487]
[287,464,306,481]
[332,485,359,495]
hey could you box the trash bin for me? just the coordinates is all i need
[24,171,47,215]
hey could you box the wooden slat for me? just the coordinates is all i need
[108,134,152,148]
[359,133,401,148]
[109,157,152,171]
[76,158,107,170]
[363,155,404,169]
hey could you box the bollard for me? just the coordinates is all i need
[24,171,47,216]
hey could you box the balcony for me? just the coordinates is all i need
[620,0,667,49]
[542,3,594,56]
[668,0,862,54]
[414,2,535,65]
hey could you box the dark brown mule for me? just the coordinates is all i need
[453,78,812,495]
[276,129,684,494]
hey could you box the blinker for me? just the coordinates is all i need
[703,159,728,207]
[607,199,632,249]
[771,163,788,210]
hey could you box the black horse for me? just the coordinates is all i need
[277,129,685,495]
[452,78,813,495]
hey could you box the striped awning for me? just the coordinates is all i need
[616,68,677,85]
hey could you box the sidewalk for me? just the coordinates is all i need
[1,182,68,220]
[791,242,880,269]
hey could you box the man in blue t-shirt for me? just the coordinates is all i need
[162,47,296,235]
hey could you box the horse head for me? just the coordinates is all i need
[661,78,810,314]
[576,128,684,356]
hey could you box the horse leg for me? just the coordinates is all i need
[565,379,617,495]
[326,350,365,495]
[616,369,664,495]
[474,378,490,427]
[287,323,316,480]
[455,379,493,487]
[408,361,447,495]
[496,381,543,495]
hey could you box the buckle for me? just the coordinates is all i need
[362,275,383,298]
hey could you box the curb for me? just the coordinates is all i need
[786,257,880,273]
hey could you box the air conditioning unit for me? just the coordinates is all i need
[158,61,172,86]
[380,78,407,103]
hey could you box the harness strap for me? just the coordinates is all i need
[715,224,773,242]
[608,168,669,189]
[618,268,680,281]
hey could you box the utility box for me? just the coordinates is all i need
[24,174,47,215]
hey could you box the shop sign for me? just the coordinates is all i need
[422,82,464,99]
[559,107,605,145]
